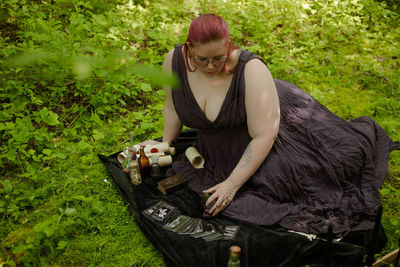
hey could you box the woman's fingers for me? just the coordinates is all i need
[202,188,218,210]
[202,185,217,194]
[204,197,230,217]
[203,186,218,207]
[221,198,229,207]
[202,188,214,194]
[209,191,229,215]
[202,180,237,217]
[210,198,228,216]
[205,192,218,207]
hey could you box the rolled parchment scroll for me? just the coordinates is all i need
[144,142,170,153]
[117,147,136,164]
[168,146,176,156]
[185,147,204,169]
[144,152,165,158]
[149,155,172,167]
[117,150,129,164]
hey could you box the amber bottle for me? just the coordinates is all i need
[138,146,150,177]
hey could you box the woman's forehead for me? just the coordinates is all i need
[192,39,228,57]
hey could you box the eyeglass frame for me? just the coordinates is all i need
[190,47,228,67]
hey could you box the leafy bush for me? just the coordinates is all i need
[0,0,178,177]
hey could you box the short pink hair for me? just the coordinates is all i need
[184,13,238,73]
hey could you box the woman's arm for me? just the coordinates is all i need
[162,48,183,146]
[204,59,280,215]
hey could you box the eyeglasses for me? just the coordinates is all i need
[192,53,228,67]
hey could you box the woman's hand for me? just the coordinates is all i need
[137,140,160,146]
[202,179,238,217]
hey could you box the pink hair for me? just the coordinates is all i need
[183,13,238,73]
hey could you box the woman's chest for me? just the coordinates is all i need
[187,73,233,122]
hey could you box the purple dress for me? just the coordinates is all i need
[166,44,399,236]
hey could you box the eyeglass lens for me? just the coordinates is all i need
[194,56,227,66]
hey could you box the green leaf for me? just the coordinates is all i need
[130,65,179,87]
[92,14,107,26]
[72,195,91,202]
[141,121,154,130]
[46,110,60,126]
[65,208,76,215]
[8,50,56,66]
[93,129,105,141]
[156,90,166,97]
[7,148,17,162]
[77,140,92,152]
[12,244,26,254]
[390,218,398,226]
[379,188,390,195]
[44,227,55,237]
[90,112,104,126]
[141,83,152,92]
[0,121,15,130]
[56,240,68,250]
[92,200,105,214]
[39,108,60,126]
[1,180,13,192]
[42,149,53,156]
[33,220,55,237]
[55,152,67,159]
[71,56,93,79]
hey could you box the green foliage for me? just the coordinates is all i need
[0,0,179,179]
[0,0,399,265]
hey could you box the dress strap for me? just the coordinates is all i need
[171,44,186,89]
[238,49,269,68]
[238,49,255,63]
[174,43,183,50]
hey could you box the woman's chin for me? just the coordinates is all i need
[203,71,216,76]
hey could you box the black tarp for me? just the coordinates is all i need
[98,129,387,267]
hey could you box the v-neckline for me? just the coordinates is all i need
[180,47,242,125]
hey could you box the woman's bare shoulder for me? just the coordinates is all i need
[244,58,271,79]
[163,48,176,72]
[243,57,277,104]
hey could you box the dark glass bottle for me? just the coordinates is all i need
[150,155,162,179]
[138,146,150,177]
[228,246,241,267]
[201,193,211,209]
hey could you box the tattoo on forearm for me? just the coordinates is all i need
[240,144,252,168]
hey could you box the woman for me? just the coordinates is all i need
[153,13,397,236]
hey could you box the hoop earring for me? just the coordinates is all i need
[184,42,197,72]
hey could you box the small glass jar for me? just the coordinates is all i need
[228,246,241,267]
[150,155,162,179]
[129,161,142,185]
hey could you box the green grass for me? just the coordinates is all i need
[1,0,399,265]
